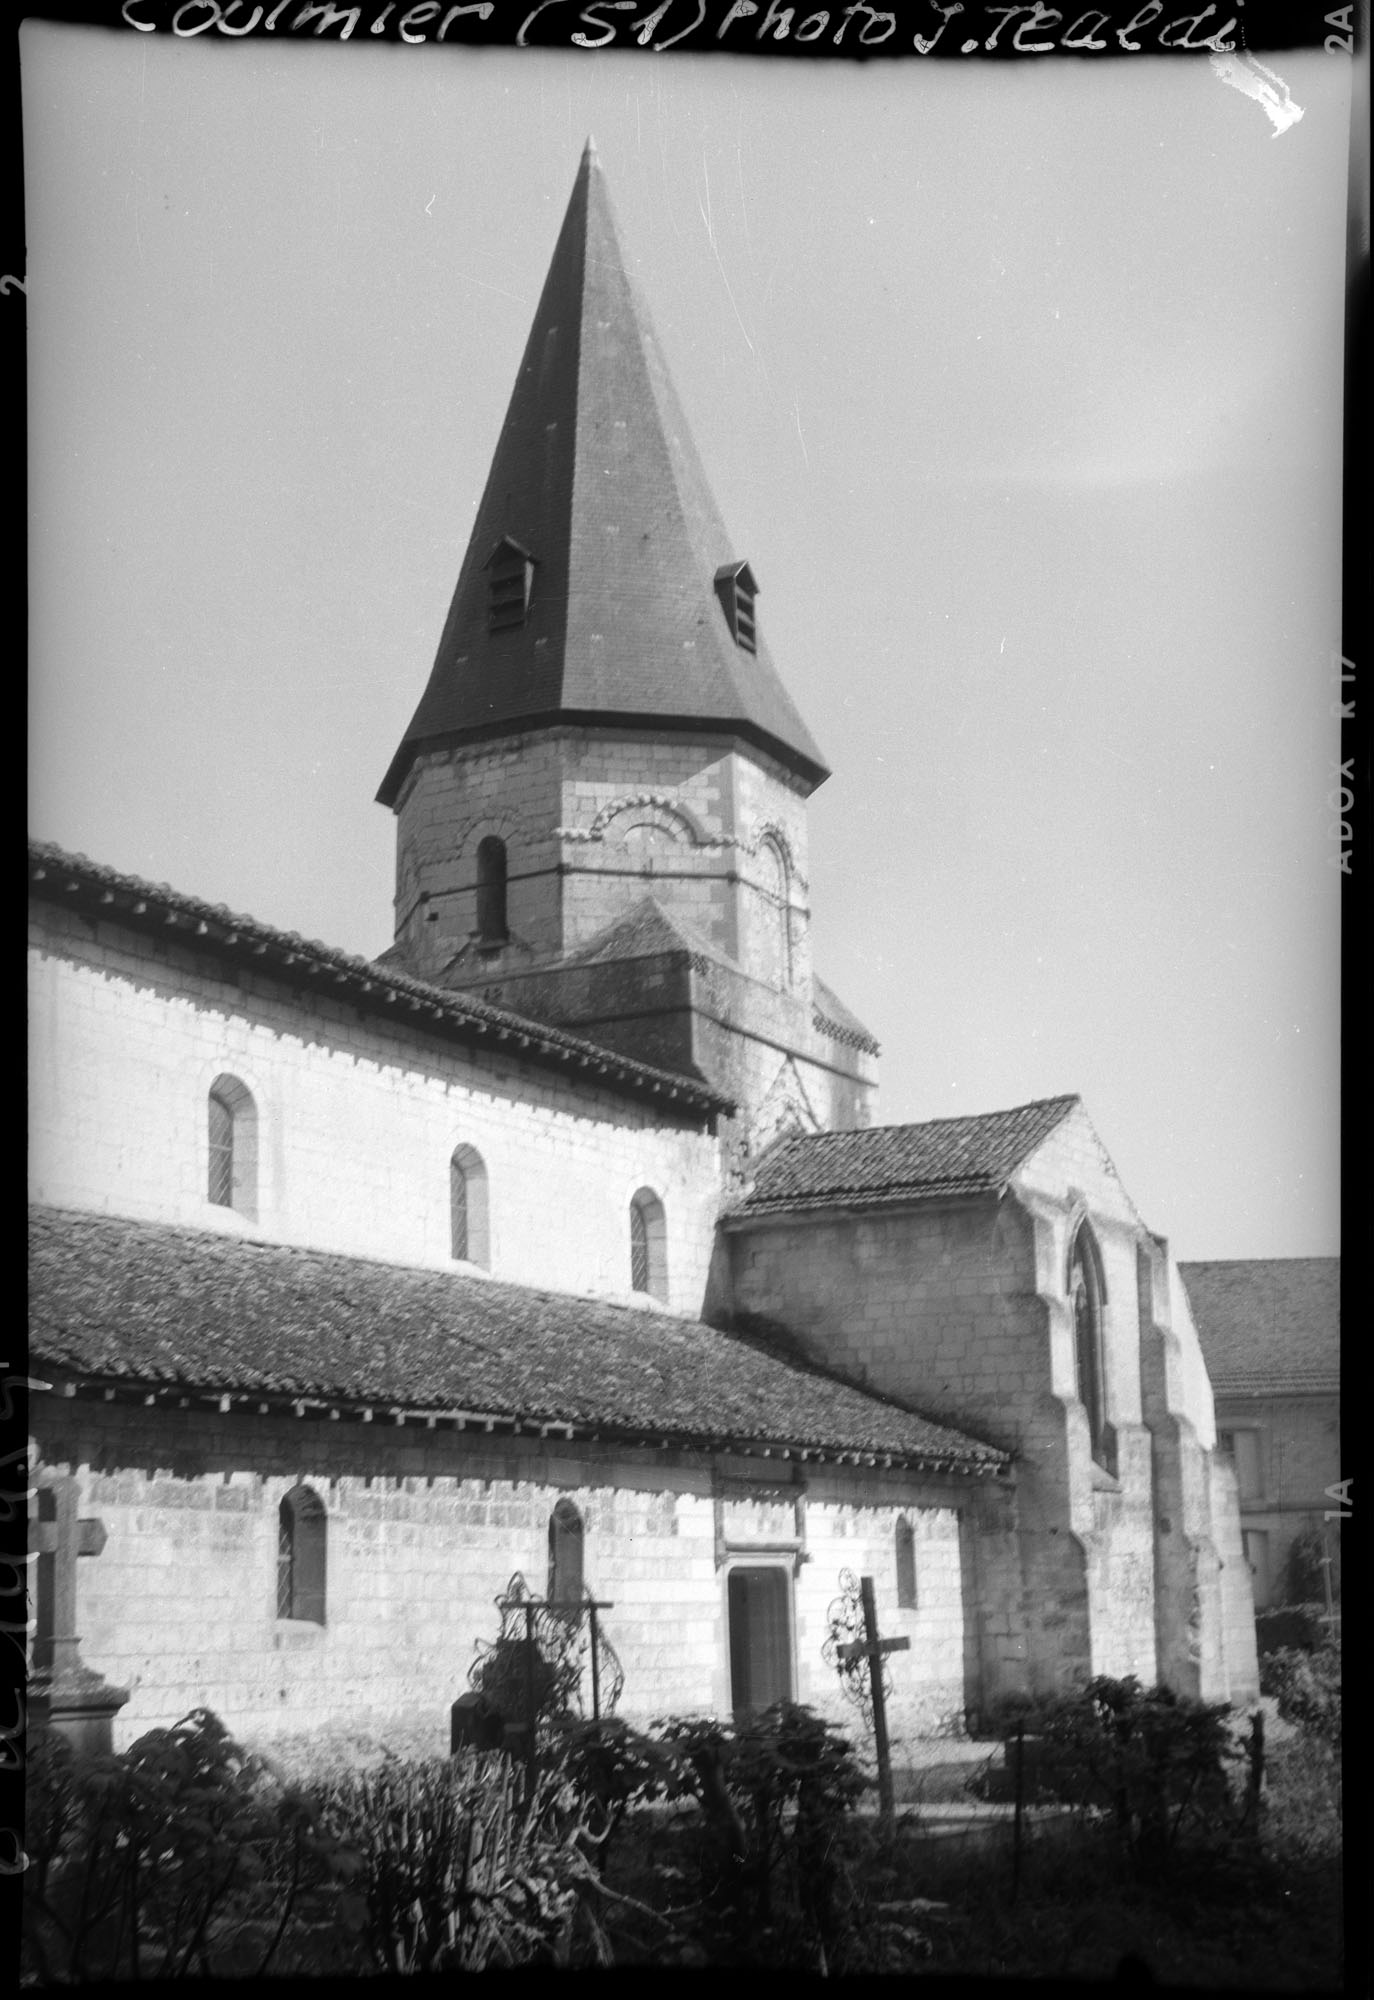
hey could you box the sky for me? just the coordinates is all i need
[24,26,1349,1259]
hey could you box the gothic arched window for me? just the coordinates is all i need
[207,1075,257,1220]
[548,1499,584,1608]
[277,1484,327,1624]
[629,1188,667,1301]
[895,1516,917,1609]
[450,1145,490,1266]
[1068,1222,1108,1466]
[475,837,509,941]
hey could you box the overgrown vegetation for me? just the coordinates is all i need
[23,1666,1342,1983]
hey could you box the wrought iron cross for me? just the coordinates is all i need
[835,1573,909,1821]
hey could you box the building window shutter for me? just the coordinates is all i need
[714,560,759,654]
[486,538,535,632]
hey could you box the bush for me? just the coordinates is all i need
[23,1709,357,1982]
[1260,1643,1342,1749]
[315,1747,597,1970]
[653,1702,866,1961]
[1282,1525,1339,1607]
[992,1677,1241,1873]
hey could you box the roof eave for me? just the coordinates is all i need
[31,1368,1007,1477]
[378,708,830,811]
[722,1184,1008,1228]
[29,846,732,1119]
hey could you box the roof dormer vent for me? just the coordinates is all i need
[486,537,536,633]
[714,561,759,655]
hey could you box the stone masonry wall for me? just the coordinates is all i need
[34,1400,982,1756]
[718,1102,1204,1699]
[28,903,722,1314]
[391,727,815,990]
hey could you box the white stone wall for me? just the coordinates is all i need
[36,1405,973,1754]
[28,903,722,1313]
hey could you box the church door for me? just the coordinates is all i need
[727,1565,794,1714]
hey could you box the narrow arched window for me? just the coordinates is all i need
[277,1484,327,1624]
[450,1145,490,1267]
[1068,1223,1108,1466]
[629,1188,667,1302]
[757,837,793,989]
[548,1499,584,1608]
[207,1074,257,1220]
[895,1516,917,1610]
[475,837,508,942]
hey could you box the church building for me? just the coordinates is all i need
[27,143,1257,1759]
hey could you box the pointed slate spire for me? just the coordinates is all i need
[378,144,829,807]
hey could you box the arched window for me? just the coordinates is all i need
[475,837,509,942]
[756,837,793,989]
[629,1188,667,1302]
[1068,1222,1108,1466]
[277,1484,327,1624]
[548,1499,584,1608]
[449,1145,490,1267]
[895,1516,917,1610]
[207,1074,257,1220]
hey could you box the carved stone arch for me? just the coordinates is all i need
[589,793,706,847]
[456,809,527,859]
[750,821,798,876]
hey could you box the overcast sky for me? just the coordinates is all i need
[25,27,1348,1259]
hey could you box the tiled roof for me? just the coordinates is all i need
[28,1208,1006,1472]
[562,896,732,974]
[28,842,729,1118]
[733,1097,1080,1214]
[378,143,829,807]
[1179,1259,1340,1396]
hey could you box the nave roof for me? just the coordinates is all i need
[28,1205,1006,1475]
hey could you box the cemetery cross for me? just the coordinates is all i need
[836,1573,909,1822]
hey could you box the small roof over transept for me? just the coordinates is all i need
[732,1095,1083,1214]
[378,142,829,806]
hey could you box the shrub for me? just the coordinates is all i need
[1282,1526,1339,1607]
[1002,1677,1241,1873]
[22,1709,357,1982]
[1260,1643,1342,1749]
[653,1702,866,1961]
[315,1747,596,1970]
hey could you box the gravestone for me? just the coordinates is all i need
[30,1470,129,1754]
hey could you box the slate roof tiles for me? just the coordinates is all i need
[1179,1258,1340,1397]
[29,1207,1006,1471]
[735,1096,1080,1214]
[379,143,828,805]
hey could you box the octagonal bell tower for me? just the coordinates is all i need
[377,143,876,1148]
